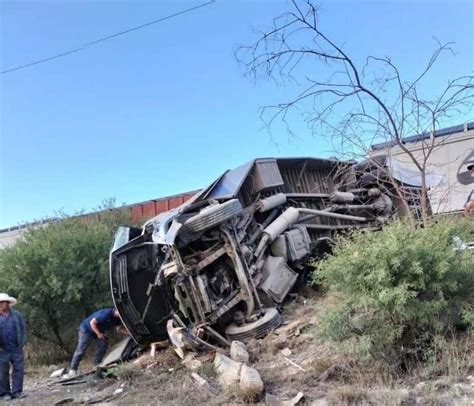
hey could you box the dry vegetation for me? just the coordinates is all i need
[15,293,473,405]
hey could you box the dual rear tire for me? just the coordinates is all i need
[225,308,282,341]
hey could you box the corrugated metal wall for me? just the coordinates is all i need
[87,191,198,225]
[0,191,198,248]
[128,192,196,224]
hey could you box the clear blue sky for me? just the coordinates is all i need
[1,0,473,228]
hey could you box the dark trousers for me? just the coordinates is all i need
[70,329,108,370]
[0,348,24,396]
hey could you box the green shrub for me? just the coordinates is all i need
[312,218,474,364]
[0,202,126,356]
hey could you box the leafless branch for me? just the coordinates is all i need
[237,0,474,224]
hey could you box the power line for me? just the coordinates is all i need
[1,0,216,75]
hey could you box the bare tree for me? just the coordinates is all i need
[237,0,474,224]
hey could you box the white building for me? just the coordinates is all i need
[371,122,474,214]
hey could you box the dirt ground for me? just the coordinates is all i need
[8,295,474,405]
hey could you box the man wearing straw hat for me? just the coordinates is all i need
[0,293,27,401]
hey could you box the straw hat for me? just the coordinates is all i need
[0,293,17,306]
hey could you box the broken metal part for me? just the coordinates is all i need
[259,256,298,303]
[99,337,137,368]
[266,391,305,406]
[202,325,231,347]
[167,318,188,358]
[167,317,223,357]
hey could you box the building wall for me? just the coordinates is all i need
[0,191,198,248]
[371,128,474,213]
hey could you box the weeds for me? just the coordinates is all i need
[115,362,142,382]
[196,362,217,380]
[225,384,262,404]
[412,332,473,382]
[328,385,370,405]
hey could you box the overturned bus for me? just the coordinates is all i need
[110,157,427,349]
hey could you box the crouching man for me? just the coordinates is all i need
[0,293,27,401]
[64,308,121,378]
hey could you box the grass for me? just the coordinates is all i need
[115,362,144,382]
[409,332,474,383]
[20,295,474,406]
[226,384,262,404]
[196,362,217,380]
[328,385,371,405]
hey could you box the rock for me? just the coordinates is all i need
[230,341,250,363]
[182,354,202,371]
[280,347,292,357]
[311,399,328,406]
[239,364,264,396]
[214,353,242,386]
[114,388,124,395]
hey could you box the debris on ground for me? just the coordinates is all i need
[132,354,156,368]
[265,391,304,406]
[99,336,137,368]
[17,297,474,405]
[149,340,169,357]
[191,372,219,395]
[49,368,65,378]
[167,319,190,359]
[282,356,306,372]
[181,353,203,371]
